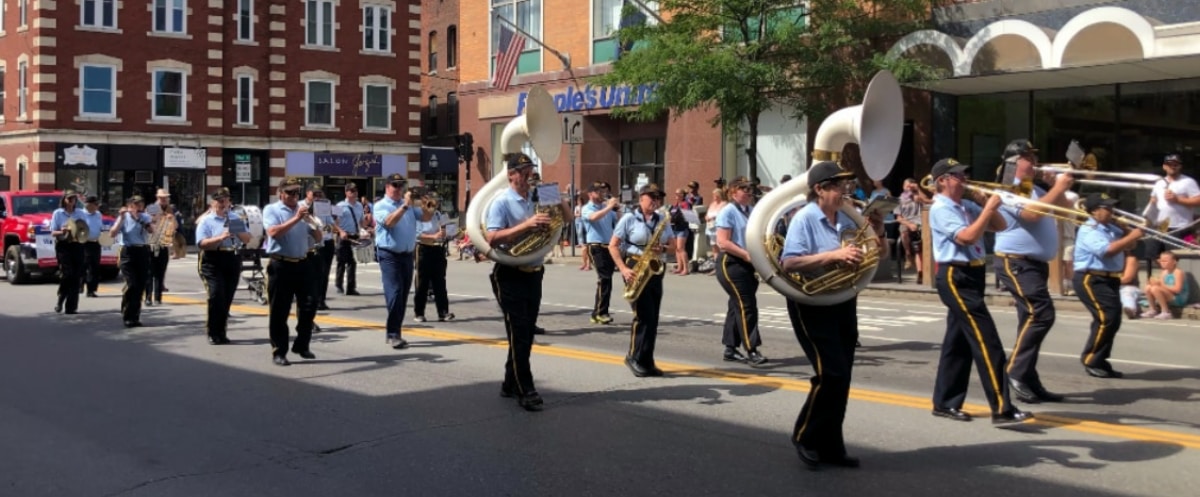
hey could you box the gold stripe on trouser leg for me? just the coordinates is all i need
[946,266,1007,413]
[793,311,823,443]
[493,269,524,396]
[1081,274,1108,365]
[628,305,639,357]
[1002,258,1035,373]
[720,255,753,349]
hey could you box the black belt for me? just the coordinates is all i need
[946,259,986,268]
[205,248,235,253]
[1083,270,1122,279]
[418,241,441,247]
[587,243,606,247]
[125,244,148,248]
[269,255,307,263]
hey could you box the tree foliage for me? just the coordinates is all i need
[591,0,945,181]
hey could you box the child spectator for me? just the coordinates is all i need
[1119,252,1143,319]
[1143,250,1189,319]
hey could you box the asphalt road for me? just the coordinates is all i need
[2,255,1198,496]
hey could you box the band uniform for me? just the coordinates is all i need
[50,190,85,314]
[583,182,620,325]
[714,177,767,366]
[195,188,250,345]
[80,196,106,298]
[305,186,337,311]
[335,183,364,296]
[414,202,454,322]
[374,173,423,349]
[1073,193,1143,379]
[111,196,154,328]
[610,183,673,378]
[263,177,321,366]
[145,190,174,306]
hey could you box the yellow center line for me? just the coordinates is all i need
[147,292,1200,449]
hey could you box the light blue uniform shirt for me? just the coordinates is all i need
[929,194,986,264]
[336,199,364,235]
[994,185,1058,262]
[195,212,235,250]
[374,196,422,253]
[50,208,83,232]
[582,201,617,244]
[119,212,153,246]
[715,202,752,249]
[782,202,856,259]
[416,211,443,240]
[614,210,675,257]
[486,187,533,234]
[263,201,311,258]
[80,210,104,241]
[1074,220,1125,273]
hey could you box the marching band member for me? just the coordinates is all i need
[609,184,673,378]
[1144,154,1200,261]
[779,161,877,469]
[1074,193,1143,379]
[109,196,154,327]
[144,189,173,306]
[374,173,423,349]
[715,176,767,366]
[195,188,250,345]
[927,159,1031,425]
[50,190,85,314]
[487,153,550,411]
[584,181,620,325]
[413,191,454,322]
[335,183,364,296]
[304,185,336,311]
[993,139,1072,404]
[263,177,322,366]
[80,196,105,298]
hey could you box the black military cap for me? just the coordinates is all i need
[505,153,536,171]
[1083,192,1119,212]
[806,161,855,189]
[931,158,970,179]
[280,176,304,192]
[211,187,231,200]
[386,173,407,186]
[1002,139,1038,161]
[638,183,665,199]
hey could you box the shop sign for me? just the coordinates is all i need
[163,147,207,169]
[314,153,382,177]
[516,84,658,115]
[63,145,99,167]
[235,154,253,183]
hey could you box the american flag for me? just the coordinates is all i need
[492,24,525,92]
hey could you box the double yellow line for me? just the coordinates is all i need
[160,293,1200,449]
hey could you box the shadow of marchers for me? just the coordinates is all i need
[299,352,454,367]
[1080,386,1200,407]
[569,382,782,407]
[1123,368,1200,382]
[1034,409,1200,434]
[859,340,940,354]
[873,439,1183,472]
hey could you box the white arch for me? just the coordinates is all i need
[1052,6,1156,67]
[960,19,1052,76]
[887,29,964,73]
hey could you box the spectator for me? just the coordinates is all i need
[894,178,929,278]
[685,181,704,207]
[1143,250,1189,319]
[575,193,591,271]
[1119,252,1143,319]
[669,188,692,275]
[705,187,728,264]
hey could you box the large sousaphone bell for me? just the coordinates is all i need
[464,86,563,266]
[746,71,904,306]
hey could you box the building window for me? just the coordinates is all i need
[491,0,542,75]
[306,0,335,47]
[364,84,389,130]
[236,75,253,125]
[17,162,27,190]
[82,0,118,29]
[306,80,334,126]
[428,31,438,71]
[152,70,186,120]
[237,0,253,41]
[80,65,116,117]
[363,5,391,53]
[428,95,438,137]
[447,92,458,135]
[153,0,187,34]
[447,26,458,69]
[18,0,27,28]
[18,62,27,117]
[592,0,659,64]
[0,69,6,118]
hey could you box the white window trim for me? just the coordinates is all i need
[80,0,120,30]
[361,84,392,132]
[151,69,187,122]
[361,5,393,55]
[304,0,337,49]
[152,0,188,35]
[237,0,255,42]
[18,0,28,30]
[236,74,254,125]
[17,61,28,120]
[79,64,118,119]
[489,0,544,77]
[0,62,7,124]
[303,79,337,129]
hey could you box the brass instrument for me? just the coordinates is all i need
[793,208,883,296]
[63,218,90,244]
[623,207,669,301]
[147,215,174,250]
[508,178,565,257]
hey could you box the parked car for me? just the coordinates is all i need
[1,190,118,284]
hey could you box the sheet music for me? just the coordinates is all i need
[332,204,344,217]
[537,183,561,206]
[228,218,248,235]
[443,222,459,238]
[313,199,332,218]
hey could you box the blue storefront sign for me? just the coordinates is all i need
[515,83,658,115]
[314,153,382,176]
[420,146,459,174]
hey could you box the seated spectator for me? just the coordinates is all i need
[1119,252,1143,319]
[1143,250,1189,319]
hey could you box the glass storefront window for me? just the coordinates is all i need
[1118,78,1200,208]
[956,91,1029,181]
[1032,84,1116,182]
[105,170,126,215]
[620,138,664,202]
[56,168,99,199]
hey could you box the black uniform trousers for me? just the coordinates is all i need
[491,264,544,395]
[82,241,101,294]
[1073,272,1123,372]
[994,256,1055,387]
[120,246,151,323]
[199,250,240,340]
[933,264,1015,415]
[716,252,761,351]
[414,243,450,318]
[625,257,663,367]
[316,239,335,306]
[590,244,616,318]
[336,237,358,292]
[145,246,170,303]
[267,257,315,358]
[55,241,84,312]
[787,298,858,457]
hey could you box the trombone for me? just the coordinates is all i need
[1036,164,1159,190]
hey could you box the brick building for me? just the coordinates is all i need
[0,0,423,238]
[418,0,460,215]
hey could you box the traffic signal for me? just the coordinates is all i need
[456,133,474,163]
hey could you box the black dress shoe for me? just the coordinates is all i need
[992,409,1034,425]
[932,407,973,422]
[317,303,330,311]
[1010,379,1040,404]
[533,326,546,335]
[1032,384,1065,402]
[413,315,427,323]
[516,391,544,412]
[746,350,769,367]
[54,304,63,313]
[822,453,861,468]
[644,364,664,377]
[795,444,820,470]
[389,337,409,350]
[723,347,747,362]
[345,290,361,296]
[218,337,232,345]
[336,287,344,295]
[273,356,291,366]
[1085,366,1124,379]
[208,336,221,345]
[86,292,98,298]
[625,357,651,377]
[293,349,316,359]
[144,299,153,307]
[439,313,455,321]
[500,383,516,398]
[123,321,143,328]
[64,310,77,315]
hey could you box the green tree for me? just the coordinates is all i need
[592,0,943,182]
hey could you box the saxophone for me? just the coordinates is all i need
[623,208,668,301]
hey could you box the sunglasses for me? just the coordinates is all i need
[281,189,301,197]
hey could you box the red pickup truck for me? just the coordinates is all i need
[1,190,118,284]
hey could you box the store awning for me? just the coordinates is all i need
[420,146,460,174]
[916,55,1200,95]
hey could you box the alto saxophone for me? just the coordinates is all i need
[623,208,668,301]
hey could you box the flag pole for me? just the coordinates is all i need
[495,15,571,69]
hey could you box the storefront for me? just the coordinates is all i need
[54,143,160,215]
[222,149,271,207]
[420,146,460,217]
[162,147,206,243]
[284,151,410,204]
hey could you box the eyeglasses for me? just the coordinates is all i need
[281,189,301,197]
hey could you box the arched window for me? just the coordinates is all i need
[447,25,458,69]
[17,162,27,190]
[428,31,438,72]
[428,95,439,137]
